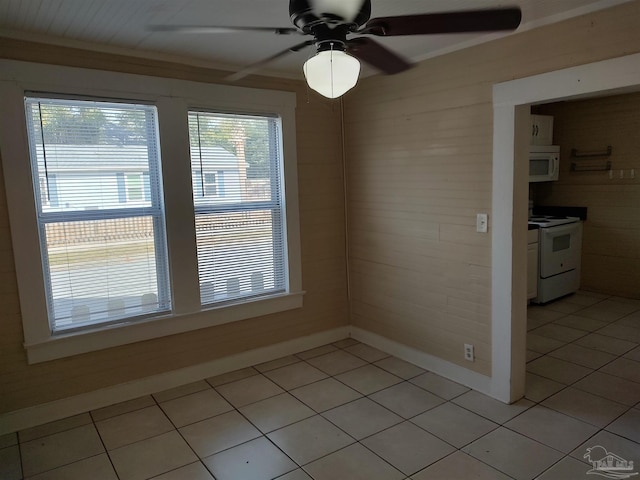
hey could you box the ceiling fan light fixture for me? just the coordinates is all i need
[303,48,360,98]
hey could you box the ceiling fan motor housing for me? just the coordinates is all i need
[289,0,371,33]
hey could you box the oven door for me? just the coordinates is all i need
[539,222,582,278]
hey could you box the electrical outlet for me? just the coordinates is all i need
[464,343,474,362]
[476,213,488,233]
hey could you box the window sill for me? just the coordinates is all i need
[24,291,305,364]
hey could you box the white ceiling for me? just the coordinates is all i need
[0,0,632,79]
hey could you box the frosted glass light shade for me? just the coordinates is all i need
[303,50,361,99]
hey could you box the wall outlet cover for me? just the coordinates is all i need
[464,343,474,361]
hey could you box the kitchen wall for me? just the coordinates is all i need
[533,93,640,299]
[0,39,348,413]
[344,0,640,375]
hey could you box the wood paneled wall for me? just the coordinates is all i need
[533,93,640,299]
[2,1,640,413]
[0,39,348,413]
[344,1,640,375]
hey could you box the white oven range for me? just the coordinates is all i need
[528,215,583,304]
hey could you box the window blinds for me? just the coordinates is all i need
[188,111,287,306]
[24,97,170,332]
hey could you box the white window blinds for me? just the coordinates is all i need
[24,97,170,332]
[188,111,287,306]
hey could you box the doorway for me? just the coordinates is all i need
[490,52,640,403]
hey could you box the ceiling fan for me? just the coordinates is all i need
[150,0,522,98]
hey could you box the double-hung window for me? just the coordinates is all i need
[189,111,286,306]
[24,97,170,332]
[0,60,301,363]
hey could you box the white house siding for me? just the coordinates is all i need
[34,144,243,211]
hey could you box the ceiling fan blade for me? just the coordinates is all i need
[347,37,411,75]
[362,7,522,36]
[226,40,315,81]
[148,25,300,35]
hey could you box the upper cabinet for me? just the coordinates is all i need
[530,114,554,145]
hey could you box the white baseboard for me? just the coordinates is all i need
[0,326,350,435]
[350,327,493,398]
[1,325,500,435]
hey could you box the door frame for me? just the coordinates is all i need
[490,52,640,402]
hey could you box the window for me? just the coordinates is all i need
[0,60,301,363]
[192,171,222,197]
[24,97,170,332]
[203,172,218,196]
[189,112,285,306]
[126,173,144,201]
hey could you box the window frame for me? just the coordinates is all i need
[0,60,303,364]
[188,110,288,307]
[24,97,172,332]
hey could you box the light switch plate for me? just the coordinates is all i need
[476,213,488,233]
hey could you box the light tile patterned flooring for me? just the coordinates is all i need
[1,291,639,479]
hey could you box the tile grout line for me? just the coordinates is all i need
[9,298,639,480]
[149,389,216,480]
[208,345,447,478]
[524,295,640,453]
[527,295,640,391]
[91,415,121,480]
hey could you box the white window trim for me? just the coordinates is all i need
[0,60,303,364]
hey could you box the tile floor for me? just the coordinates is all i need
[1,291,639,479]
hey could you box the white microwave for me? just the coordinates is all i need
[529,145,560,183]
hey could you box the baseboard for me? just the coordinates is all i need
[0,326,350,435]
[350,327,494,398]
